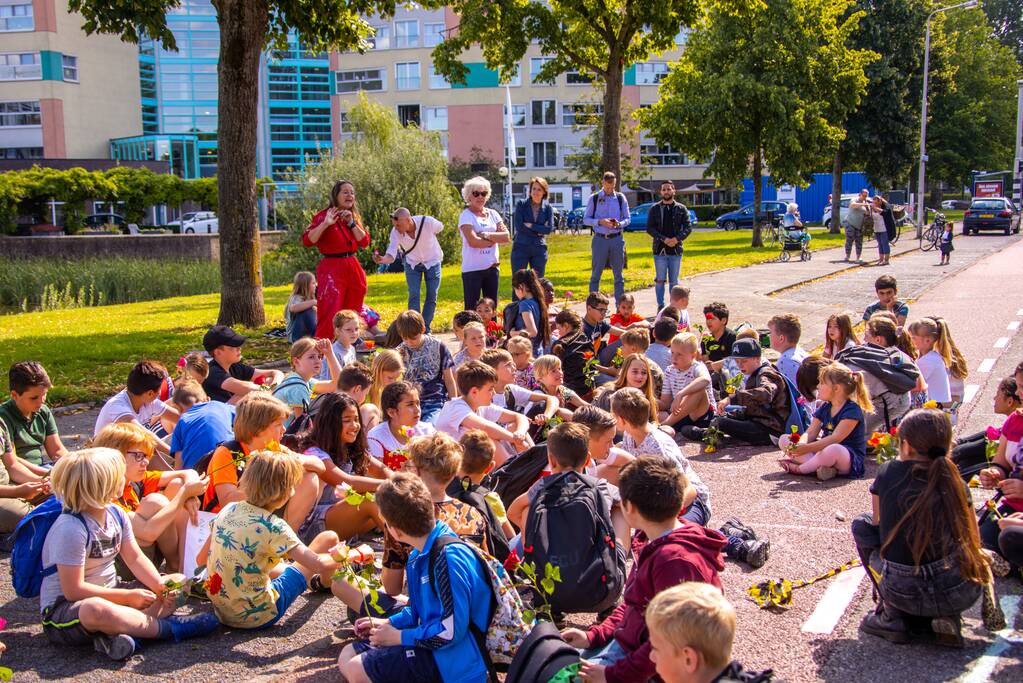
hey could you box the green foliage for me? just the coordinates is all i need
[102,167,161,224]
[564,90,647,187]
[982,0,1023,65]
[929,7,1023,192]
[275,94,463,272]
[13,166,118,233]
[642,0,876,245]
[0,174,25,234]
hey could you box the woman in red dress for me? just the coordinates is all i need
[303,180,371,339]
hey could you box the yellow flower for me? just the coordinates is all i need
[265,440,282,452]
[704,446,716,454]
[923,400,938,409]
[968,475,980,488]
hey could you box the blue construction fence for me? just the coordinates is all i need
[740,172,875,223]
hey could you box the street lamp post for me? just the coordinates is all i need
[917,0,977,239]
[1013,79,1023,207]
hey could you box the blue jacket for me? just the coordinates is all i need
[513,199,554,246]
[389,521,492,683]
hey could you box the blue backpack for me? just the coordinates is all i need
[11,496,90,599]
[780,374,811,434]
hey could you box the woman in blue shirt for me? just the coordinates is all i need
[511,268,551,356]
[511,177,555,285]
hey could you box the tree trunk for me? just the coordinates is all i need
[830,147,843,234]
[215,0,269,328]
[751,147,763,248]
[601,58,624,187]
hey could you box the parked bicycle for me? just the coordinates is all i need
[920,210,947,252]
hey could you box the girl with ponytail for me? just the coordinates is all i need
[779,362,872,479]
[908,317,968,408]
[510,268,551,354]
[852,408,985,646]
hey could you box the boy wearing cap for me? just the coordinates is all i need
[202,325,284,404]
[697,339,791,446]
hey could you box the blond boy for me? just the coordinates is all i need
[646,583,741,683]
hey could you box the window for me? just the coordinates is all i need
[566,69,594,85]
[336,68,384,93]
[549,191,565,206]
[532,141,557,168]
[424,106,447,131]
[531,100,556,126]
[369,25,391,50]
[394,20,419,48]
[640,144,684,166]
[0,3,33,32]
[428,65,449,89]
[397,104,421,127]
[504,103,526,127]
[61,55,78,82]
[511,146,525,167]
[0,100,40,127]
[424,22,445,47]
[635,62,668,85]
[339,112,351,134]
[0,52,40,81]
[0,146,42,159]
[562,103,602,126]
[501,66,521,87]
[395,62,420,90]
[530,56,553,85]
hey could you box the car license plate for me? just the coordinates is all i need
[980,214,994,218]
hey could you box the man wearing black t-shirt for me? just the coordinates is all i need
[201,325,284,404]
[700,302,736,373]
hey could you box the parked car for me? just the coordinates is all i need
[625,202,699,232]
[715,201,788,231]
[940,199,971,210]
[84,213,127,230]
[165,211,201,230]
[962,197,1020,235]
[820,195,859,230]
[184,213,219,234]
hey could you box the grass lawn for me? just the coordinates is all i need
[0,228,843,405]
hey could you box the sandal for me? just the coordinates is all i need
[777,459,801,474]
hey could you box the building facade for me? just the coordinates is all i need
[0,0,141,160]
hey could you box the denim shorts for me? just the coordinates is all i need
[581,638,629,667]
[352,640,441,683]
[257,565,308,630]
[879,555,981,618]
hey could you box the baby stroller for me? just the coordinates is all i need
[778,226,812,261]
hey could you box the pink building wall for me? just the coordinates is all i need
[448,104,503,162]
[40,99,66,158]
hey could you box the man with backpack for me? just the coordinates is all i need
[371,208,446,334]
[583,172,631,305]
[507,422,629,616]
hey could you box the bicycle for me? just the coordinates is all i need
[920,211,947,252]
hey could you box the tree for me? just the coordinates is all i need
[929,7,1023,194]
[0,173,25,234]
[642,0,875,246]
[983,0,1023,66]
[429,0,704,186]
[564,91,648,188]
[103,167,161,224]
[69,0,396,327]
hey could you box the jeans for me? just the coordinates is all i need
[653,253,682,309]
[951,431,988,477]
[581,638,629,668]
[510,241,548,279]
[712,415,776,446]
[288,308,317,342]
[999,525,1023,568]
[405,262,442,333]
[461,265,499,311]
[844,224,863,259]
[875,228,891,256]
[589,233,626,303]
[852,513,981,618]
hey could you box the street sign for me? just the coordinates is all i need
[975,180,1003,198]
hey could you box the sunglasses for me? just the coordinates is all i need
[472,191,488,198]
[126,450,150,464]
[591,306,608,314]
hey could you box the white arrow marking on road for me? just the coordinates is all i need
[963,384,980,405]
[801,566,865,634]
[1009,321,1021,331]
[978,358,996,373]
[959,595,1021,683]
[995,337,1010,348]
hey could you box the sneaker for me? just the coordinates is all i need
[94,633,136,661]
[816,466,837,481]
[719,517,758,542]
[309,575,332,593]
[682,426,707,443]
[930,615,965,648]
[164,612,220,642]
[859,608,909,644]
[735,539,770,569]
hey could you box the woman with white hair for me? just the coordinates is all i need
[458,176,510,310]
[782,202,802,228]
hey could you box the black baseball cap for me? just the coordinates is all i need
[203,325,247,352]
[731,338,762,359]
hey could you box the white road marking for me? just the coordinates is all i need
[959,595,1021,683]
[801,566,865,634]
[1017,308,1023,316]
[978,358,996,373]
[963,384,980,405]
[754,523,849,534]
[995,337,1010,348]
[1009,321,1021,331]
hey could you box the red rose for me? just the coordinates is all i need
[207,572,223,595]
[889,426,898,436]
[503,549,521,572]
[583,351,594,360]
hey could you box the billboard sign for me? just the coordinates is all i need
[974,180,1003,198]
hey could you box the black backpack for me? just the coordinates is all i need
[835,344,920,394]
[502,301,521,337]
[446,477,512,562]
[504,621,582,683]
[482,444,549,509]
[523,471,626,614]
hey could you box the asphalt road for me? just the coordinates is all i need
[2,230,1021,681]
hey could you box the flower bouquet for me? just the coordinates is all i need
[380,426,414,471]
[867,426,899,464]
[485,320,506,346]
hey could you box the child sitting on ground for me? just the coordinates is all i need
[475,297,502,348]
[506,336,540,390]
[571,405,635,486]
[201,392,324,534]
[646,318,677,373]
[862,274,909,329]
[274,337,342,427]
[852,408,986,646]
[452,321,487,368]
[977,362,1023,562]
[551,309,597,398]
[284,271,317,343]
[434,361,532,464]
[336,472,495,683]
[177,351,209,386]
[593,355,662,425]
[454,429,516,539]
[319,310,361,380]
[778,363,871,480]
[656,286,691,331]
[395,310,457,423]
[954,376,1019,475]
[768,314,808,388]
[481,349,559,424]
[335,363,376,430]
[560,456,725,682]
[823,313,860,360]
[40,448,217,661]
[452,310,484,346]
[534,354,590,419]
[168,380,235,470]
[700,303,737,374]
[94,361,179,445]
[199,449,343,628]
[609,293,648,344]
[908,316,968,410]
[645,582,771,683]
[0,420,49,533]
[201,325,284,404]
[660,332,716,436]
[795,355,833,417]
[93,422,207,573]
[362,349,404,431]
[0,361,70,469]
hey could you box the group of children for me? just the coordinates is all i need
[0,268,1013,681]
